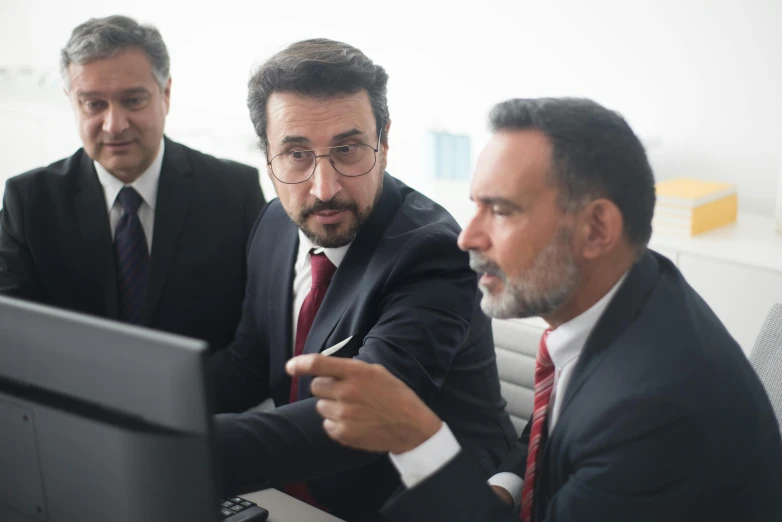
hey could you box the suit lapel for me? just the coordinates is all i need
[295,174,403,400]
[535,253,661,521]
[141,138,193,325]
[268,216,299,400]
[74,152,118,319]
[556,251,660,419]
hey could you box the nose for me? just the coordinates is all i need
[457,209,490,252]
[102,103,130,136]
[309,156,342,202]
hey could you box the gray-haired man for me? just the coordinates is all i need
[0,15,265,351]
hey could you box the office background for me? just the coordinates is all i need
[2,5,782,519]
[1,0,781,226]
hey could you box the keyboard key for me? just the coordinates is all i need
[241,500,254,507]
[231,504,245,512]
[231,497,242,503]
[222,501,234,508]
[221,508,233,517]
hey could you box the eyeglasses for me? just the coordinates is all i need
[267,131,382,185]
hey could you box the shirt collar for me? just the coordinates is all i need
[94,138,165,212]
[296,229,351,270]
[546,271,629,369]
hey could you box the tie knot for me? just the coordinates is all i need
[538,328,554,367]
[117,187,143,214]
[310,251,337,287]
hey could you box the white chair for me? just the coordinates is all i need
[749,303,782,432]
[492,319,542,435]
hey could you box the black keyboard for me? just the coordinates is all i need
[220,496,269,522]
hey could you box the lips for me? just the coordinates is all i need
[313,209,347,225]
[103,141,133,149]
[480,274,502,286]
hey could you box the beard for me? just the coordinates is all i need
[290,170,384,249]
[469,224,580,319]
[294,197,364,248]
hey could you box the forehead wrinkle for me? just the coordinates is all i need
[267,91,374,130]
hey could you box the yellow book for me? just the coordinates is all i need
[654,178,738,236]
[656,178,736,207]
[654,194,738,236]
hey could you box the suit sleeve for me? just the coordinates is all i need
[352,231,477,394]
[496,420,530,476]
[0,180,39,299]
[382,451,520,521]
[212,230,484,494]
[382,398,709,522]
[208,203,272,413]
[244,166,265,233]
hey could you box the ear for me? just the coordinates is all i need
[381,120,391,155]
[63,87,74,110]
[163,78,172,114]
[63,82,77,107]
[266,172,281,198]
[575,198,624,261]
[63,65,74,100]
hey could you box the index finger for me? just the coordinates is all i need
[286,353,365,379]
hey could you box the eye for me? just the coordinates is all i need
[492,205,512,217]
[84,100,107,112]
[288,150,310,161]
[333,144,358,156]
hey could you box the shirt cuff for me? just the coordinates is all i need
[389,422,461,488]
[488,472,524,508]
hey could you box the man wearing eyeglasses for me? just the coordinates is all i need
[208,39,517,520]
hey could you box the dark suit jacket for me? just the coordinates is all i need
[0,137,265,352]
[209,173,517,520]
[382,251,782,522]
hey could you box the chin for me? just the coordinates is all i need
[478,289,518,320]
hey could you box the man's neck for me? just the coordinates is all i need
[544,250,637,329]
[101,140,162,184]
[107,170,145,184]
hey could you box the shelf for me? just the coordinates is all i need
[650,213,782,273]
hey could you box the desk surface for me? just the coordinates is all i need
[243,489,346,522]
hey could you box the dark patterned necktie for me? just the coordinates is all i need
[114,187,149,324]
[520,329,554,522]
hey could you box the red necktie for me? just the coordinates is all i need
[284,250,336,510]
[289,251,337,403]
[520,329,555,522]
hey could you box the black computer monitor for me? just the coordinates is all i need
[0,294,220,522]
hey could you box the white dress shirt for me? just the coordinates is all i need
[389,272,629,506]
[93,139,165,253]
[291,230,351,353]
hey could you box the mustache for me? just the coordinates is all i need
[301,198,358,219]
[101,134,134,144]
[469,251,506,281]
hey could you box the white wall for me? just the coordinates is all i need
[1,0,781,223]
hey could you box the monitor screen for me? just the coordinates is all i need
[0,294,220,522]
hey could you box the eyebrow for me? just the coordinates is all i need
[331,129,366,143]
[76,87,150,98]
[278,128,367,147]
[472,196,524,211]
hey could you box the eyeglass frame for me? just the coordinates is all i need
[266,129,383,185]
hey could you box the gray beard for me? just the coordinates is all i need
[471,226,579,319]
